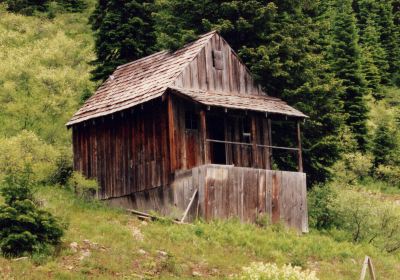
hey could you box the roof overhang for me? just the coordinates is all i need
[168,86,308,118]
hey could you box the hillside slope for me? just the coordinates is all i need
[0,3,95,147]
[0,186,399,279]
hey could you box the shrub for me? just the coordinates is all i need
[48,152,73,186]
[234,262,319,280]
[329,190,400,252]
[308,184,338,230]
[0,169,65,257]
[67,171,98,199]
[331,152,373,184]
[0,131,59,184]
[374,165,400,187]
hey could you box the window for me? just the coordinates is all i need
[185,111,198,130]
[212,50,224,70]
[241,118,252,143]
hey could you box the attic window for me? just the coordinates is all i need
[212,50,224,70]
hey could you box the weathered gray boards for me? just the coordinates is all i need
[68,31,309,231]
[107,165,308,232]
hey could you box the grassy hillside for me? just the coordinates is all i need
[0,3,95,147]
[0,186,398,279]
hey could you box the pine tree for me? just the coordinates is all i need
[375,0,400,84]
[155,0,345,184]
[329,0,368,151]
[5,0,48,15]
[57,0,87,12]
[372,121,396,168]
[360,19,387,98]
[90,0,157,81]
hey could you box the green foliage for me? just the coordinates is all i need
[67,171,98,198]
[0,131,59,184]
[4,0,48,15]
[0,170,64,257]
[0,8,95,146]
[330,190,400,252]
[308,185,337,230]
[89,0,157,81]
[371,120,397,168]
[56,0,87,12]
[328,0,368,151]
[48,152,73,186]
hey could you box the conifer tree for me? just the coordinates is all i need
[90,0,157,81]
[329,0,368,151]
[5,0,48,15]
[372,120,396,168]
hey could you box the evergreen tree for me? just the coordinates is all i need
[155,0,345,184]
[4,0,48,15]
[360,19,387,98]
[374,0,400,84]
[57,0,87,12]
[329,0,368,151]
[372,121,396,168]
[90,0,157,81]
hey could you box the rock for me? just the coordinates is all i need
[131,227,144,241]
[83,239,91,246]
[192,271,202,277]
[70,242,79,253]
[12,257,28,261]
[66,265,74,270]
[79,250,91,261]
[138,249,146,255]
[157,250,168,257]
[141,221,148,226]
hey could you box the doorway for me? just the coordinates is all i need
[207,115,226,164]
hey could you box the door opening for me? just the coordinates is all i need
[207,115,226,164]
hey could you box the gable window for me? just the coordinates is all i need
[185,111,198,130]
[212,50,224,70]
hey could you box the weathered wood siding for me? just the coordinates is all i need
[173,33,263,95]
[105,164,308,231]
[192,165,307,232]
[72,99,171,199]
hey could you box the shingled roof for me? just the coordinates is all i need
[67,31,306,126]
[168,86,307,118]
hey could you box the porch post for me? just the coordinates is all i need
[200,109,209,164]
[251,115,258,168]
[167,94,177,171]
[297,120,303,172]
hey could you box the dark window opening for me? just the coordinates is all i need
[212,50,224,70]
[185,111,198,130]
[207,115,226,164]
[241,117,252,143]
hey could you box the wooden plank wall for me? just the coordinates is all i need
[173,33,263,95]
[72,99,171,199]
[193,165,308,232]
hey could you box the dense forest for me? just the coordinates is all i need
[0,0,400,279]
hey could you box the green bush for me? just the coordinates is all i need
[308,184,338,230]
[374,164,400,187]
[0,169,65,257]
[67,171,98,199]
[329,190,400,252]
[48,152,73,186]
[0,131,59,184]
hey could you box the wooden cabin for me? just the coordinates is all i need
[67,31,308,232]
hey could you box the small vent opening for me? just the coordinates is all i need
[212,50,224,70]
